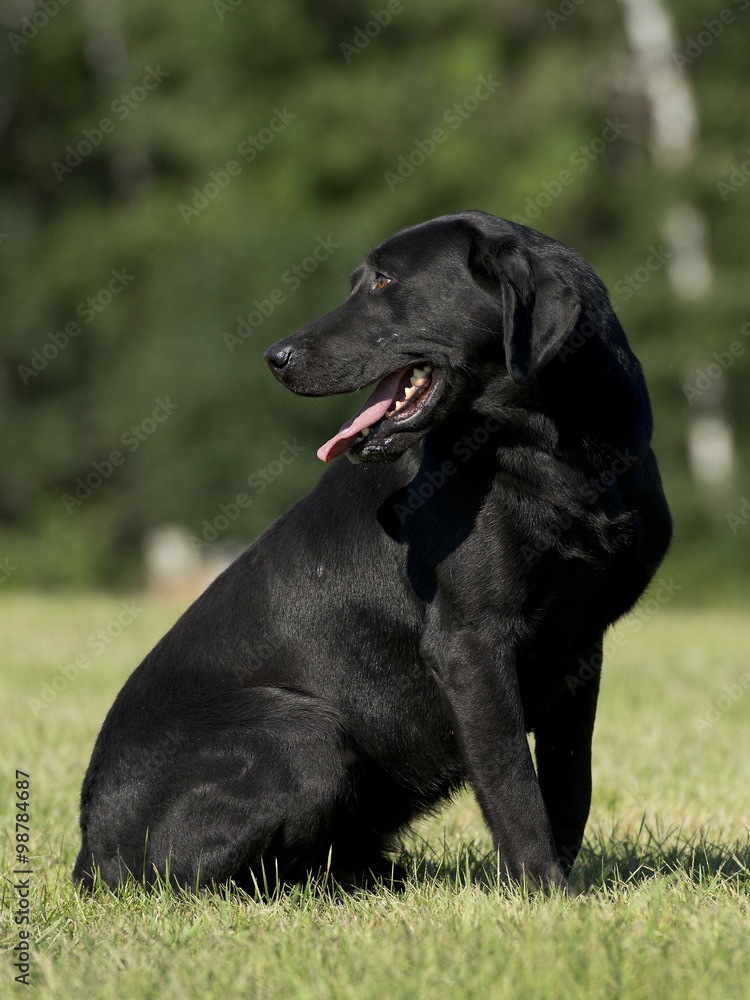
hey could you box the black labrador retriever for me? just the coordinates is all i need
[73,210,672,893]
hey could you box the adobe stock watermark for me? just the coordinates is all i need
[716,146,750,202]
[17,268,135,385]
[190,439,306,552]
[27,601,145,714]
[52,67,169,181]
[12,769,32,988]
[682,321,749,404]
[672,0,748,72]
[556,252,670,366]
[612,244,673,302]
[565,578,683,694]
[521,449,641,568]
[384,75,500,192]
[62,397,179,513]
[693,671,750,733]
[223,236,341,352]
[118,730,188,784]
[726,496,750,534]
[339,0,414,62]
[546,0,587,31]
[6,0,70,54]
[393,416,500,523]
[557,258,671,363]
[511,118,628,226]
[213,0,244,19]
[0,557,19,583]
[179,107,296,223]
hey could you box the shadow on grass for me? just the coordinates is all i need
[73,820,750,911]
[575,818,750,893]
[398,818,750,897]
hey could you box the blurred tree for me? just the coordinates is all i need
[0,0,747,597]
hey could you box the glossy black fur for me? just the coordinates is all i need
[73,211,672,893]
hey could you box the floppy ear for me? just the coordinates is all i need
[468,237,581,385]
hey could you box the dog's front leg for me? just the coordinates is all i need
[422,627,566,891]
[533,637,602,878]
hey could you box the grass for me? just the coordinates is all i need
[1,592,749,999]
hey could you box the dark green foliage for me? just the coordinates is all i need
[1,0,748,594]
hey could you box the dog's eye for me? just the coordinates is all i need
[372,274,391,290]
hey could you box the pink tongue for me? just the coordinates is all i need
[317,368,407,462]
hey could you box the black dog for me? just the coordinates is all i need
[73,210,671,893]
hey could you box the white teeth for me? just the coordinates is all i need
[384,399,405,418]
[380,366,434,425]
[361,427,369,436]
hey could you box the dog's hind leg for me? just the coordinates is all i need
[74,688,397,894]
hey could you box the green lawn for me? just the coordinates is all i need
[2,593,749,999]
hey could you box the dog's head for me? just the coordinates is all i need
[265,211,602,465]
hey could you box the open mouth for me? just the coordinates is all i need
[317,363,437,462]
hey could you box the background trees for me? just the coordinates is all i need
[2,0,748,598]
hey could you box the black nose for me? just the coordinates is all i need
[264,342,293,371]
